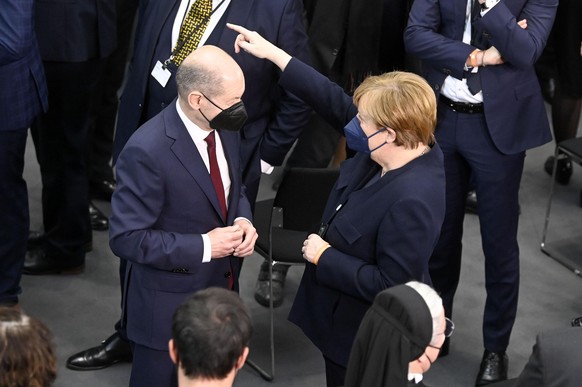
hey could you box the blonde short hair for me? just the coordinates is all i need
[353,71,436,149]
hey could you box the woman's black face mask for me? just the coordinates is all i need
[199,92,248,132]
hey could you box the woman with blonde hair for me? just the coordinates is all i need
[228,24,446,387]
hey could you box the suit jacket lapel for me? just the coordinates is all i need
[165,102,227,222]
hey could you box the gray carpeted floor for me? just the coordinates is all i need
[20,113,582,387]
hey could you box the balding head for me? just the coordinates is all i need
[176,45,244,101]
[176,46,245,129]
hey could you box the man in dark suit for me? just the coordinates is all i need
[0,0,48,307]
[404,0,557,385]
[24,0,116,274]
[113,0,310,205]
[110,46,257,387]
[66,0,310,371]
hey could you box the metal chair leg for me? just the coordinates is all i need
[541,147,560,251]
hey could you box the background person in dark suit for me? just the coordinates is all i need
[404,0,557,384]
[110,46,257,387]
[25,0,117,275]
[0,0,48,307]
[230,23,446,387]
[67,0,311,370]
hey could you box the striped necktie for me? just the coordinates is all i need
[172,0,212,66]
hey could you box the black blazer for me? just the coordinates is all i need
[35,0,116,62]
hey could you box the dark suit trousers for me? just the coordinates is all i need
[129,342,177,387]
[88,0,139,183]
[0,129,29,305]
[30,59,101,261]
[429,102,524,352]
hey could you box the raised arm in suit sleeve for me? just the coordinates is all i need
[258,0,312,166]
[109,143,205,271]
[278,57,356,131]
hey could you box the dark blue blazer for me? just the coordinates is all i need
[110,101,252,350]
[404,0,557,154]
[0,0,47,131]
[282,59,446,367]
[113,0,311,199]
[34,0,116,62]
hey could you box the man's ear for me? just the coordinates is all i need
[168,339,178,365]
[188,91,203,110]
[235,347,250,371]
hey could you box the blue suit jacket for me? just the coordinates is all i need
[405,0,557,154]
[113,0,311,202]
[0,0,47,131]
[282,59,446,367]
[110,101,252,350]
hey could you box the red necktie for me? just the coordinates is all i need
[204,131,233,289]
[204,131,227,220]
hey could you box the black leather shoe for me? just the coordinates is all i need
[254,261,289,308]
[90,179,116,201]
[67,332,132,371]
[28,231,92,252]
[90,202,109,231]
[544,156,573,185]
[28,230,46,250]
[466,190,478,214]
[475,350,508,386]
[23,248,84,275]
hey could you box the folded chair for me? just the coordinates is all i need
[540,136,582,276]
[246,167,340,380]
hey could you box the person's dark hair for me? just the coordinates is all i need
[171,287,252,380]
[0,307,57,387]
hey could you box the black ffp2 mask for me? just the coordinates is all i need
[200,92,248,132]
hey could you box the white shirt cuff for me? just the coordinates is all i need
[201,234,211,263]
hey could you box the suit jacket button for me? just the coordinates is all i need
[224,272,231,278]
[332,49,339,56]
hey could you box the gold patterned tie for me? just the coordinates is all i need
[172,0,212,66]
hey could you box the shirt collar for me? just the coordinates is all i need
[176,99,213,143]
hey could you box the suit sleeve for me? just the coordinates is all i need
[0,0,34,65]
[279,58,356,131]
[404,0,475,81]
[109,143,205,271]
[316,197,437,302]
[480,0,557,68]
[258,0,313,166]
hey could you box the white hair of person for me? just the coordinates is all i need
[405,281,444,345]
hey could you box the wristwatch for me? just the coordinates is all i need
[480,0,499,9]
